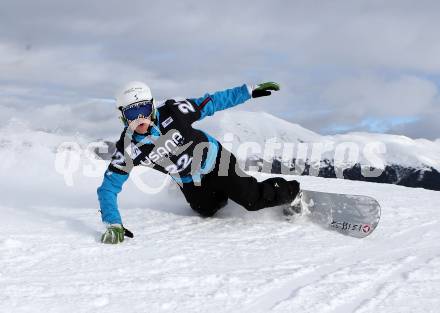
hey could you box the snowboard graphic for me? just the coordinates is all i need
[296,190,381,238]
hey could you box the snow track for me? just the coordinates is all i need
[1,173,440,312]
[0,125,439,312]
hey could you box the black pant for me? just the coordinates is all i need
[180,145,300,217]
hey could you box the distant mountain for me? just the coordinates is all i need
[197,110,440,191]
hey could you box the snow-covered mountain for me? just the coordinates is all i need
[197,111,440,191]
[197,110,323,145]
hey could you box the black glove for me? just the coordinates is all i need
[251,82,280,98]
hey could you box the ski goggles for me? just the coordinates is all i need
[121,100,154,121]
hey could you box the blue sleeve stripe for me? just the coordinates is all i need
[97,170,129,224]
[198,96,212,110]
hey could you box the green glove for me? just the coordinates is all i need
[251,82,280,98]
[101,224,125,244]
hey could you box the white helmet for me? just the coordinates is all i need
[115,81,153,110]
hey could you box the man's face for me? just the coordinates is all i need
[128,117,151,134]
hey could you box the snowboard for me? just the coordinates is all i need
[289,190,381,238]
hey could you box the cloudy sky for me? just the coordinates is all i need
[1,0,439,139]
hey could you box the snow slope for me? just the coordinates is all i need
[197,110,323,145]
[197,110,440,171]
[1,122,440,312]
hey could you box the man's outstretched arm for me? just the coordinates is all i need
[189,82,280,120]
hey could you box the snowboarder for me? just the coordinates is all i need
[98,81,300,244]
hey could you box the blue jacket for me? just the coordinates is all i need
[97,84,251,225]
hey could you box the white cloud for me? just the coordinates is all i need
[322,75,438,118]
[1,0,440,139]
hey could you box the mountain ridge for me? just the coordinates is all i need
[197,110,440,190]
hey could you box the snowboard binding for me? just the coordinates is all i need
[283,190,304,220]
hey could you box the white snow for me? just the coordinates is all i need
[1,119,440,313]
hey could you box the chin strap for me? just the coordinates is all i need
[119,115,129,127]
[150,108,157,121]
